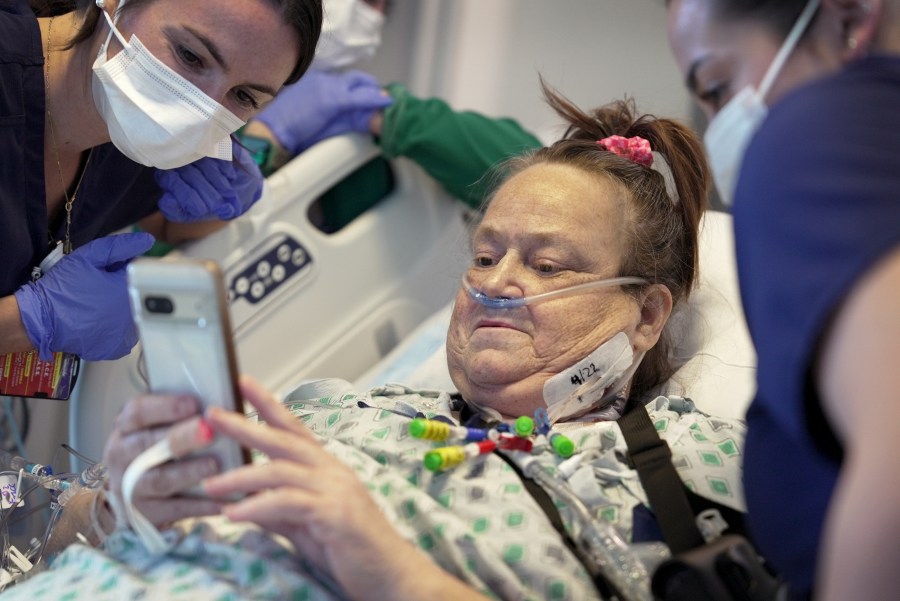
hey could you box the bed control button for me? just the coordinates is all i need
[235,277,250,295]
[226,234,313,307]
[291,248,307,266]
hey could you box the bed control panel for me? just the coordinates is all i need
[226,233,313,309]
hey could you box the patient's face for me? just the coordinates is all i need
[446,163,643,419]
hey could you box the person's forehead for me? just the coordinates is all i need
[480,164,625,249]
[132,0,300,87]
[667,0,725,73]
[669,0,777,88]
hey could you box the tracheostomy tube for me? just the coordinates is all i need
[462,274,648,309]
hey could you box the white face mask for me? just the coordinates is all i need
[312,0,384,71]
[91,0,244,169]
[542,332,645,424]
[704,0,820,206]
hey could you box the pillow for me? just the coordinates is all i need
[354,210,756,420]
[653,210,756,420]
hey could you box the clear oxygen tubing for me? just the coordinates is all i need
[516,455,657,601]
[462,274,648,310]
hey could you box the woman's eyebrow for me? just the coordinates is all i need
[183,25,227,70]
[181,26,278,97]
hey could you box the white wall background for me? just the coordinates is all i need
[365,0,700,143]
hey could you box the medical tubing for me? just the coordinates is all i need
[519,457,653,601]
[462,275,648,309]
[0,472,62,536]
[31,502,64,570]
[56,462,108,507]
[0,450,50,477]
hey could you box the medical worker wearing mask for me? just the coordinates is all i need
[667,0,900,599]
[240,0,541,231]
[0,0,321,362]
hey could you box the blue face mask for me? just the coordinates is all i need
[703,0,821,206]
[461,274,647,309]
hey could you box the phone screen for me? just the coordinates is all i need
[138,318,230,405]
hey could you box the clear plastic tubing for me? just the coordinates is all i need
[462,274,648,309]
[521,457,653,601]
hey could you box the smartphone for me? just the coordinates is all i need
[127,257,251,489]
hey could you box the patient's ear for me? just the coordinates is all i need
[823,0,882,60]
[633,284,673,352]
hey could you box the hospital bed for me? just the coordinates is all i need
[70,134,472,465]
[69,134,757,468]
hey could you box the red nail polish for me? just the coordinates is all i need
[197,418,215,444]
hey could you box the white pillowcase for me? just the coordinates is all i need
[652,210,756,419]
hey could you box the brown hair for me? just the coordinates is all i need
[30,0,322,85]
[490,82,711,400]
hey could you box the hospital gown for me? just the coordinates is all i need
[3,383,745,600]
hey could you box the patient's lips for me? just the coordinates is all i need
[475,318,523,332]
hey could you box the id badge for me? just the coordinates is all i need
[0,351,80,400]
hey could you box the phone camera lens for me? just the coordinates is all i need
[145,296,174,314]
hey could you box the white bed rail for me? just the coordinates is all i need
[70,134,471,466]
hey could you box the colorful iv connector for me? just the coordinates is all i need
[410,409,576,471]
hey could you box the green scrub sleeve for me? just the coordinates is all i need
[378,83,543,209]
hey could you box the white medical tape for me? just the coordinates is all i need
[121,437,176,555]
[543,332,637,423]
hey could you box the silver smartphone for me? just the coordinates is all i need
[127,257,251,489]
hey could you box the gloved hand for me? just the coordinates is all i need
[14,232,156,361]
[254,69,393,154]
[155,140,264,223]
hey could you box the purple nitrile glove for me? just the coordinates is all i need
[155,139,264,223]
[14,232,155,361]
[254,69,393,154]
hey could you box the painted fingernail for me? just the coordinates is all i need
[196,418,215,444]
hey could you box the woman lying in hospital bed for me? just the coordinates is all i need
[8,90,747,601]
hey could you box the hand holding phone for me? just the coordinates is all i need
[127,258,251,489]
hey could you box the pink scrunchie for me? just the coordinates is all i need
[597,135,653,167]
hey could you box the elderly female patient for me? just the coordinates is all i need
[14,90,740,600]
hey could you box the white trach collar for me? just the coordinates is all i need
[542,332,645,423]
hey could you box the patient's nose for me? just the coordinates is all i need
[475,254,526,300]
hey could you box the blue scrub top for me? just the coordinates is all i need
[0,0,161,296]
[735,56,900,599]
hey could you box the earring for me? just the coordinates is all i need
[847,36,858,50]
